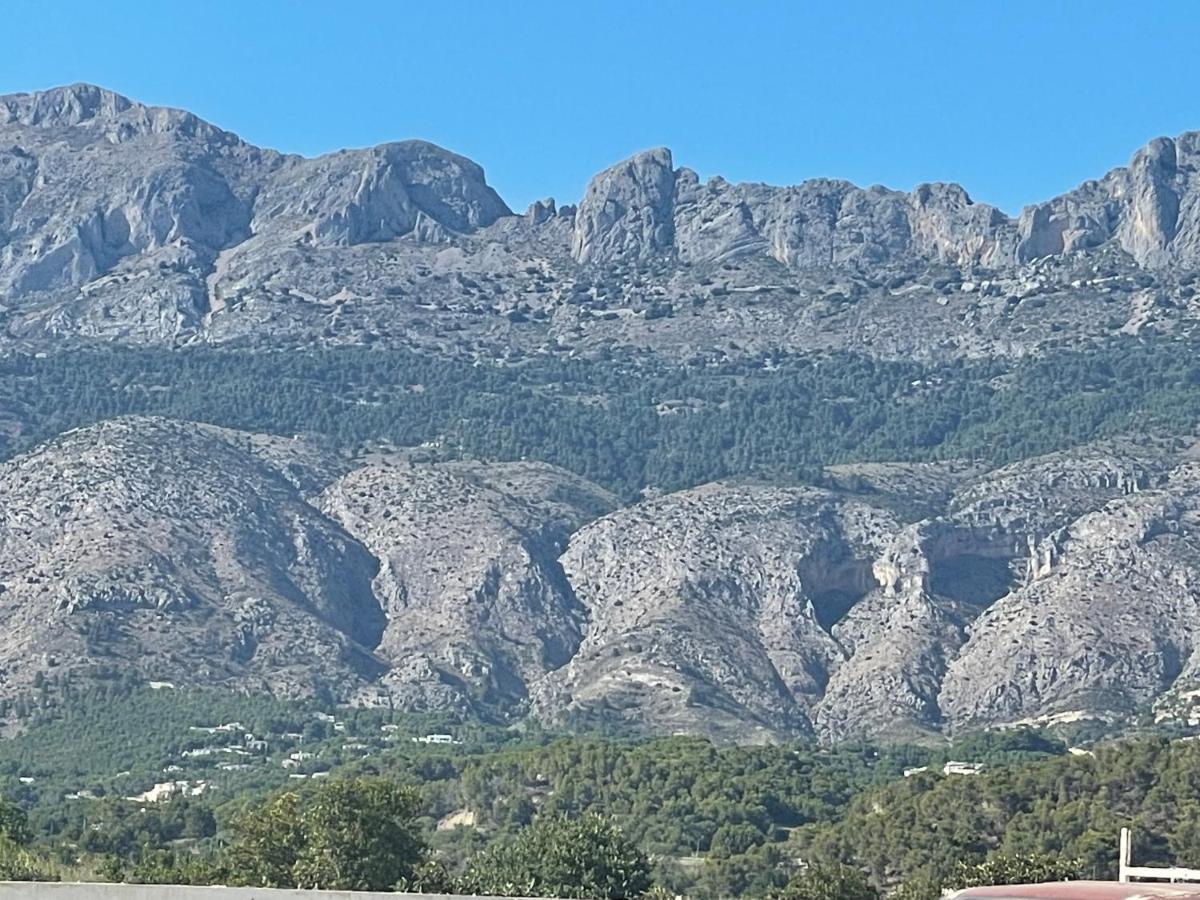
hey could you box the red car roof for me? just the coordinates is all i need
[951,883,1200,900]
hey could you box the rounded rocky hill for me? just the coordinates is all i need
[319,456,617,716]
[2,415,1199,741]
[0,416,386,699]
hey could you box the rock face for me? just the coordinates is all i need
[0,84,509,345]
[528,442,1198,742]
[571,148,677,264]
[806,451,1125,741]
[568,135,1200,273]
[1017,133,1200,269]
[0,85,264,308]
[530,483,898,741]
[937,458,1200,728]
[0,415,1199,742]
[567,150,1022,271]
[319,458,616,715]
[0,417,385,698]
[250,141,510,248]
[0,416,619,720]
[668,173,1013,270]
[1,84,1200,364]
[6,85,1200,742]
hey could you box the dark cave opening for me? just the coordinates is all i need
[811,587,867,632]
[929,553,1017,609]
[802,556,876,633]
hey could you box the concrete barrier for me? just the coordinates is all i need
[0,884,502,899]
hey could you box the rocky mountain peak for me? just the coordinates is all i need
[0,86,515,322]
[566,130,1200,273]
[0,84,1198,367]
[0,83,136,128]
[571,147,676,263]
[251,139,512,247]
[0,83,237,147]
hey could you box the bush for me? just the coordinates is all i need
[946,852,1084,889]
[771,862,877,900]
[0,834,57,882]
[224,776,426,891]
[461,813,652,899]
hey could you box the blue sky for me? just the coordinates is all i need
[2,0,1198,214]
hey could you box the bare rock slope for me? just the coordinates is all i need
[319,458,616,716]
[0,417,385,698]
[3,85,1200,363]
[533,441,1200,742]
[530,483,899,742]
[1,416,1200,742]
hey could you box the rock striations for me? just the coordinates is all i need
[570,138,1200,272]
[0,418,386,699]
[529,483,898,742]
[318,458,616,715]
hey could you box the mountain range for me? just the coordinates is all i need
[3,83,1200,743]
[0,83,1197,363]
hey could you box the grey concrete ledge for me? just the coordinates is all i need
[0,884,540,900]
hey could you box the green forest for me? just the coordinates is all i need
[3,334,1200,498]
[1,686,1199,897]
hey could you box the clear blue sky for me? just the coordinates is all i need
[3,0,1198,214]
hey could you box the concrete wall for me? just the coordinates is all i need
[0,884,496,899]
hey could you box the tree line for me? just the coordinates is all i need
[3,335,1200,498]
[7,688,1200,898]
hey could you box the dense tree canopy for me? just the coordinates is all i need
[771,862,878,900]
[0,685,1104,897]
[3,335,1200,498]
[9,682,1194,897]
[225,777,426,891]
[461,813,652,899]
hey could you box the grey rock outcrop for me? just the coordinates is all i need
[6,84,1200,742]
[0,84,511,346]
[815,444,1176,740]
[525,442,1196,742]
[937,459,1200,729]
[530,483,899,742]
[319,458,616,715]
[577,157,1018,270]
[575,135,1200,273]
[250,141,510,248]
[0,417,385,699]
[1,84,1200,364]
[0,415,1198,742]
[571,148,676,264]
[1017,133,1200,268]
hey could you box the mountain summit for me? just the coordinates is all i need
[0,84,1197,361]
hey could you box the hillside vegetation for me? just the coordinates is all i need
[3,336,1200,498]
[4,686,1193,897]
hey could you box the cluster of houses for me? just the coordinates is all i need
[54,712,465,805]
[903,760,986,777]
[412,733,457,745]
